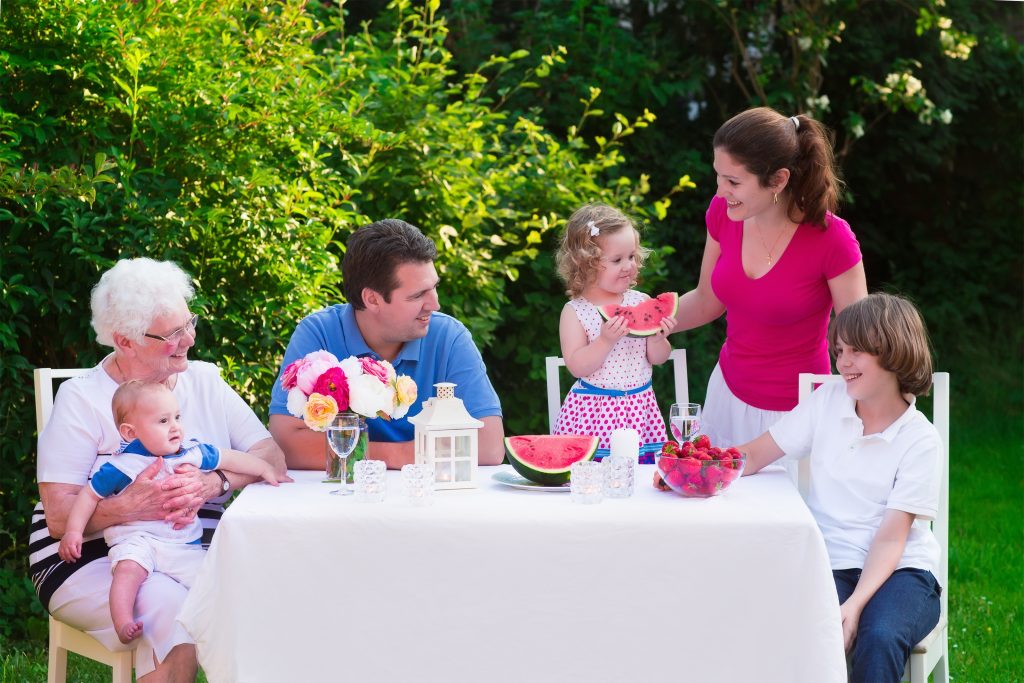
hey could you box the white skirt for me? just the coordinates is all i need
[702,363,798,483]
[48,557,194,677]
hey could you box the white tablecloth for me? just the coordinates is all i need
[179,465,845,683]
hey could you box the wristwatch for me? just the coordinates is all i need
[214,469,230,494]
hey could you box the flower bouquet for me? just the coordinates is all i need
[281,350,417,482]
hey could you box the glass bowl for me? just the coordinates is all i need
[655,449,746,498]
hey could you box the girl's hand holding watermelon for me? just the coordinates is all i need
[599,315,631,344]
[645,314,676,366]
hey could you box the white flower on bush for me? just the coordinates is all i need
[805,94,830,114]
[939,109,953,125]
[348,373,397,418]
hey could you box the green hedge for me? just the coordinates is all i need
[0,0,690,638]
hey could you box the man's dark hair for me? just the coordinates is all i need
[342,219,438,309]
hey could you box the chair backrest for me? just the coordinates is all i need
[797,372,950,621]
[546,348,688,433]
[34,368,90,432]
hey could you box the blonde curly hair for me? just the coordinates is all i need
[556,204,651,298]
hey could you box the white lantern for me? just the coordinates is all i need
[408,382,484,490]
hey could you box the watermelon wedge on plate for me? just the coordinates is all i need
[597,292,679,337]
[504,435,599,485]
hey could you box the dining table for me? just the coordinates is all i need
[178,464,846,683]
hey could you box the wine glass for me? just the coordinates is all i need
[669,403,702,444]
[327,413,361,495]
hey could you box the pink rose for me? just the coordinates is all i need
[312,367,350,412]
[281,358,308,391]
[359,357,390,384]
[305,350,340,365]
[297,358,340,395]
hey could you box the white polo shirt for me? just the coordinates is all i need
[770,381,942,581]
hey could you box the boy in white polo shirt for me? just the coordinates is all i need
[738,293,941,683]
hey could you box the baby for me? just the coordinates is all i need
[58,380,283,643]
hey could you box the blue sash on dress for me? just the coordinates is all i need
[571,380,652,397]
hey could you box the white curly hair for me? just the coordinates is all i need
[90,258,195,346]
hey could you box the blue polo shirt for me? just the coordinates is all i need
[269,304,502,442]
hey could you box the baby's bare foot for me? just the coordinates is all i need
[116,620,143,644]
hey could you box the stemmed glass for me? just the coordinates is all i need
[669,403,702,444]
[327,413,361,496]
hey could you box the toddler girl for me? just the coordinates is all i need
[553,203,675,462]
[738,293,942,682]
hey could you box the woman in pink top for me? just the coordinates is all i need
[673,107,868,448]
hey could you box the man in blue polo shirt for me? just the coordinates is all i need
[269,219,505,470]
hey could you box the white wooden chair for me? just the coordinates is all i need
[34,367,137,683]
[546,348,688,433]
[798,372,950,683]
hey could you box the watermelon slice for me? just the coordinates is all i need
[504,435,599,485]
[597,292,679,337]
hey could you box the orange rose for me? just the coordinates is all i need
[304,393,339,431]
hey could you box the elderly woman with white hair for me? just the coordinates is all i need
[31,257,286,682]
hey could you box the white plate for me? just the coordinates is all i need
[492,470,570,492]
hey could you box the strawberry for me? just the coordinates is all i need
[693,434,711,451]
[704,464,725,487]
[661,441,680,457]
[679,457,702,476]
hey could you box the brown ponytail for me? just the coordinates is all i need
[713,107,842,229]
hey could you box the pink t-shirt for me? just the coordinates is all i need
[707,195,862,410]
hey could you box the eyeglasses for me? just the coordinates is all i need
[144,314,199,343]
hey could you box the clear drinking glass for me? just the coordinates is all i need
[327,412,362,496]
[354,459,387,503]
[602,455,635,498]
[669,403,702,444]
[570,460,604,504]
[401,463,435,507]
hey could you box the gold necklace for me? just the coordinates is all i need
[755,224,791,266]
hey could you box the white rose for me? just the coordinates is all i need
[340,356,364,379]
[348,374,397,419]
[286,387,308,419]
[390,401,410,420]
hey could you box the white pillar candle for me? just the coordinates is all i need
[609,428,640,462]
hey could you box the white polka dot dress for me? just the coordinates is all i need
[553,291,668,460]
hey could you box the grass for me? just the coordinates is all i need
[1,358,1020,682]
[944,354,1023,682]
[0,642,209,683]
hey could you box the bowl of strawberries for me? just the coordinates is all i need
[655,435,746,498]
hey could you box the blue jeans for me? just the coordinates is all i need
[833,568,941,683]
